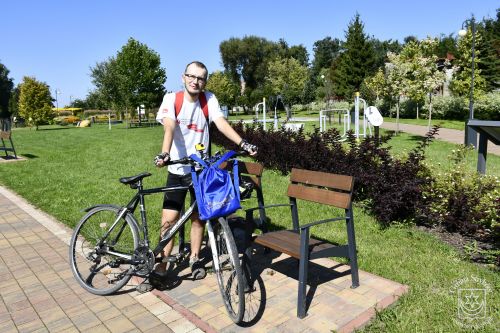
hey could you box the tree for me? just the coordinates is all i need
[403,38,446,125]
[220,36,311,106]
[265,57,308,106]
[18,76,53,130]
[450,26,486,98]
[479,10,500,91]
[363,68,386,102]
[331,14,376,99]
[205,71,240,107]
[385,52,409,133]
[435,33,458,58]
[90,38,166,115]
[386,38,446,129]
[0,62,14,118]
[370,38,402,69]
[311,37,341,78]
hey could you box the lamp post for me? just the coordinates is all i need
[459,17,477,148]
[55,89,61,110]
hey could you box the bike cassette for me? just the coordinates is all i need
[132,246,155,277]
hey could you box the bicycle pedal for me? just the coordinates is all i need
[191,267,206,280]
[161,256,178,263]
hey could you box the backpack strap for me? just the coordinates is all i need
[189,154,209,169]
[175,91,212,157]
[174,91,209,120]
[213,151,240,201]
[213,150,236,168]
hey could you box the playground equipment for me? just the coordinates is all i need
[320,93,384,140]
[354,92,384,139]
[319,109,350,139]
[254,97,281,131]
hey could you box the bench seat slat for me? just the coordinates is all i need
[254,230,338,259]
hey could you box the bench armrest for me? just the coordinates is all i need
[244,203,291,214]
[299,216,349,230]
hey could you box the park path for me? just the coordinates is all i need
[379,122,500,156]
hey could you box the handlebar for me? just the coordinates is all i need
[165,150,249,167]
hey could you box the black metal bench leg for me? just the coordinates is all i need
[346,209,359,288]
[297,228,309,318]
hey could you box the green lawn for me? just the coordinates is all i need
[0,123,498,332]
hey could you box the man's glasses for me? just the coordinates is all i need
[184,73,206,84]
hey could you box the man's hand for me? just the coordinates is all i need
[239,139,258,156]
[154,152,170,167]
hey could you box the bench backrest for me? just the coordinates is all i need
[219,160,264,190]
[288,168,353,209]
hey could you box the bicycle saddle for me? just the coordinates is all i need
[119,172,152,185]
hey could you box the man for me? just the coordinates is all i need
[153,61,257,280]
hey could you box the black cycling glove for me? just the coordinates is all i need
[154,152,170,166]
[239,139,258,155]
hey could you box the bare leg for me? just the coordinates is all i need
[155,208,180,273]
[189,212,205,259]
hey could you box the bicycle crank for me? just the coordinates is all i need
[131,246,155,277]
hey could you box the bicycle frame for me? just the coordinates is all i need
[114,182,199,257]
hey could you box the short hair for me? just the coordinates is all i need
[184,61,208,80]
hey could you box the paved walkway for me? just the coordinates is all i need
[0,186,204,333]
[0,185,409,332]
[379,122,500,156]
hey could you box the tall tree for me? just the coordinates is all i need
[205,71,240,107]
[18,76,53,130]
[90,38,166,114]
[370,38,402,70]
[311,37,341,76]
[435,33,458,58]
[331,14,376,99]
[450,26,486,98]
[265,57,308,106]
[0,62,14,118]
[479,10,500,91]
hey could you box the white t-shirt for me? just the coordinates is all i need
[156,91,224,175]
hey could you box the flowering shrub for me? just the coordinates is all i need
[54,115,80,125]
[417,146,500,240]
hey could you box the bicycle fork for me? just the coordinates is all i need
[206,219,220,272]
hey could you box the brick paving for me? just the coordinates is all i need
[0,186,204,333]
[0,183,409,333]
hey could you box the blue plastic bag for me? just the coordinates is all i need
[190,151,241,220]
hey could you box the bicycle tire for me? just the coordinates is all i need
[69,205,139,295]
[210,217,245,324]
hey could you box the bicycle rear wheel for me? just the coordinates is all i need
[69,206,139,295]
[209,218,245,324]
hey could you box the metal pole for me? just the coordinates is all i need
[464,17,478,148]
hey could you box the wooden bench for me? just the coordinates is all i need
[0,131,17,159]
[252,168,359,318]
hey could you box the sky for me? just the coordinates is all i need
[2,1,499,108]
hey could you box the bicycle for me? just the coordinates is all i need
[69,147,249,323]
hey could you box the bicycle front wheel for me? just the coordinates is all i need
[210,218,245,324]
[69,206,139,295]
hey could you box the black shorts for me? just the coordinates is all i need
[162,173,196,211]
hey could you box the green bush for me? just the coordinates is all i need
[422,96,467,120]
[418,145,500,240]
[474,92,500,120]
